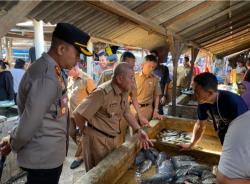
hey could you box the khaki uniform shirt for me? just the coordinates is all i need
[133,71,161,105]
[74,81,130,136]
[177,65,191,88]
[10,53,68,169]
[97,69,136,99]
[68,71,95,117]
[97,68,113,86]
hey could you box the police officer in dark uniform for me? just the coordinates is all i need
[0,23,92,184]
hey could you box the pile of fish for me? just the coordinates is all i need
[157,129,192,145]
[134,148,216,184]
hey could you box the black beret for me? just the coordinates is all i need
[52,23,92,56]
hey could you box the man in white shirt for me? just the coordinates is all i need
[217,110,250,184]
[10,59,26,103]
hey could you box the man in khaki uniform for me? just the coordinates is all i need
[120,52,150,142]
[97,51,150,144]
[97,54,118,86]
[177,56,191,96]
[131,55,163,121]
[67,64,95,169]
[0,23,92,184]
[97,67,114,86]
[73,62,153,171]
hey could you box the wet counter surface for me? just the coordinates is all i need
[77,117,221,184]
[116,120,221,184]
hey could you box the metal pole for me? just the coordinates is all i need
[33,19,44,59]
[87,40,94,77]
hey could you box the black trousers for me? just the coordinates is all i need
[22,165,63,184]
[217,123,229,145]
[152,95,164,115]
[14,93,17,105]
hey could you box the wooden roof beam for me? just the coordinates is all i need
[217,44,250,57]
[91,36,141,50]
[211,38,250,53]
[204,29,250,48]
[211,41,250,54]
[196,18,250,43]
[6,32,51,42]
[133,1,161,14]
[0,1,40,38]
[86,0,166,36]
[85,0,203,50]
[200,23,250,46]
[190,11,250,41]
[178,1,249,35]
[162,1,214,27]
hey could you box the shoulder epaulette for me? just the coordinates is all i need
[98,81,113,94]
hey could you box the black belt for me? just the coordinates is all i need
[139,103,150,108]
[87,124,116,138]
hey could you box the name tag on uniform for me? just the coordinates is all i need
[108,102,118,118]
[59,94,68,118]
[110,102,118,108]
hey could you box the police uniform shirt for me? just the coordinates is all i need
[67,70,95,117]
[97,68,113,86]
[10,53,68,169]
[74,80,130,137]
[133,71,161,105]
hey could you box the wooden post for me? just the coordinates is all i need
[5,37,13,64]
[0,1,40,38]
[188,47,200,87]
[86,39,94,76]
[33,19,45,59]
[168,33,185,116]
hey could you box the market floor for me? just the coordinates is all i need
[59,138,86,184]
[9,138,85,184]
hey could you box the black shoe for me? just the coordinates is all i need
[70,160,83,169]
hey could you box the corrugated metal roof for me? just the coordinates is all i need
[2,0,250,56]
[26,1,166,49]
[141,1,184,20]
[151,1,203,24]
[172,2,229,35]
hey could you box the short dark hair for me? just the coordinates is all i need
[0,60,9,70]
[120,51,135,62]
[50,37,68,49]
[184,56,190,62]
[150,50,158,57]
[145,54,157,63]
[194,72,218,91]
[113,62,131,78]
[14,59,25,69]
